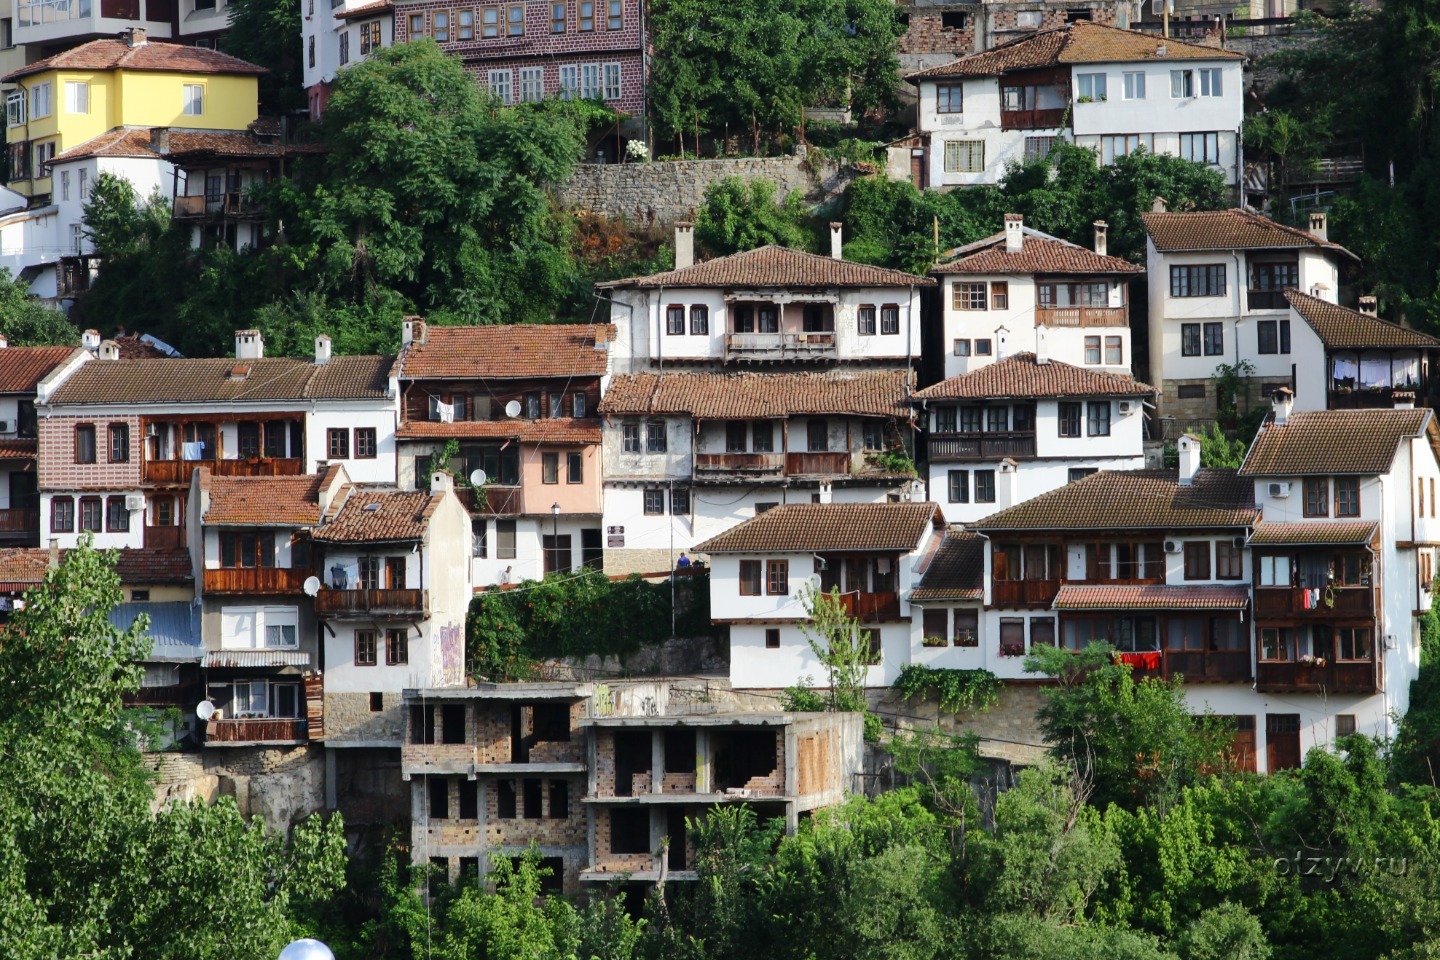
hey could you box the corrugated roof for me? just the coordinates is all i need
[912,353,1153,401]
[1250,521,1378,546]
[204,473,324,526]
[695,502,943,554]
[109,601,202,661]
[1052,584,1250,610]
[396,419,601,444]
[908,21,1241,80]
[973,468,1257,530]
[1285,290,1440,350]
[1142,209,1357,258]
[1238,409,1432,476]
[933,229,1142,275]
[600,369,911,419]
[4,38,268,82]
[315,489,439,542]
[912,528,984,600]
[46,354,392,404]
[0,345,74,393]
[598,245,934,289]
[396,323,611,380]
[204,650,309,668]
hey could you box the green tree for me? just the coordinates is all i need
[223,0,304,114]
[0,268,77,345]
[694,177,816,255]
[797,583,871,716]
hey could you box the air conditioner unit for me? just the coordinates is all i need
[1268,482,1292,498]
[0,419,16,434]
[1233,536,1246,549]
[124,493,145,512]
[1164,539,1182,553]
[145,424,159,437]
[1118,401,1135,415]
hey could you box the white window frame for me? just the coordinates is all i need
[59,168,69,201]
[29,81,50,119]
[1076,72,1106,101]
[602,62,621,101]
[487,68,513,105]
[1170,69,1194,99]
[63,80,88,114]
[78,166,88,199]
[69,221,83,254]
[1098,133,1152,165]
[182,83,205,116]
[1179,131,1220,165]
[943,139,984,173]
[580,62,600,99]
[1259,554,1291,587]
[6,92,24,127]
[1122,71,1145,100]
[558,64,579,99]
[1199,67,1223,97]
[220,605,300,650]
[520,66,544,102]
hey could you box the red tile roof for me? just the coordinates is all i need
[315,489,439,543]
[908,21,1241,80]
[695,502,943,554]
[396,419,601,444]
[203,473,324,526]
[599,369,911,419]
[0,549,51,587]
[396,323,612,380]
[1142,209,1357,258]
[973,468,1257,531]
[52,127,154,162]
[0,438,37,460]
[912,529,984,600]
[4,39,267,82]
[1238,409,1433,476]
[0,346,73,393]
[47,354,393,404]
[1249,521,1378,546]
[335,0,392,19]
[913,353,1153,401]
[1052,584,1250,610]
[598,245,934,289]
[933,230,1141,275]
[1285,290,1440,350]
[0,547,191,587]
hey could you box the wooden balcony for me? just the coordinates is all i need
[144,524,186,549]
[1162,650,1252,684]
[203,566,311,595]
[467,484,522,516]
[785,452,851,476]
[0,507,38,536]
[1001,108,1066,131]
[145,457,304,485]
[173,192,263,221]
[835,591,901,622]
[204,717,308,744]
[695,452,785,479]
[991,579,1061,608]
[929,431,1036,462]
[313,588,428,618]
[1253,587,1373,619]
[1246,290,1289,311]
[1256,660,1378,694]
[1329,387,1417,410]
[1035,305,1128,328]
[725,332,837,362]
[125,683,204,707]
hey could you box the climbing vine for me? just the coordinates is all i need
[892,665,1002,714]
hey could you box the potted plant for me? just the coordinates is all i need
[922,634,948,648]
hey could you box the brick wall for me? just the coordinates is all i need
[476,702,511,763]
[38,414,143,490]
[899,9,976,56]
[483,776,586,846]
[590,806,656,874]
[324,691,404,743]
[990,3,1119,38]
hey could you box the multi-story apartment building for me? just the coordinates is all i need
[302,0,395,118]
[928,215,1142,381]
[12,0,235,54]
[912,352,1153,523]
[908,22,1244,188]
[0,340,71,542]
[1143,207,1362,419]
[391,319,609,586]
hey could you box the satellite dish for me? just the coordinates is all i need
[279,941,336,960]
[504,400,522,418]
[469,468,488,486]
[303,576,321,597]
[196,700,215,722]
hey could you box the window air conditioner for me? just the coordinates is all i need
[1233,536,1246,549]
[1164,539,1182,553]
[124,493,145,512]
[1118,401,1134,415]
[1268,482,1292,498]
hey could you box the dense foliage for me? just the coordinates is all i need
[0,267,79,345]
[892,664,1003,713]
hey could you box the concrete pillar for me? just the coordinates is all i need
[695,729,711,794]
[324,746,337,809]
[651,729,665,794]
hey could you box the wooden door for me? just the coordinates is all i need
[1266,713,1301,772]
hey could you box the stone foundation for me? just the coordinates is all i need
[150,745,326,829]
[872,684,1051,764]
[324,691,404,743]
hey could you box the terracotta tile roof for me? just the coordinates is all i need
[1141,209,1357,258]
[396,419,601,444]
[1052,584,1250,610]
[336,0,392,18]
[315,489,439,542]
[0,549,51,586]
[933,230,1141,275]
[912,529,984,599]
[1238,409,1432,477]
[1250,521,1378,546]
[598,245,934,289]
[908,21,1240,80]
[913,353,1153,401]
[601,369,911,419]
[52,127,154,162]
[0,346,74,393]
[112,335,170,359]
[112,548,193,583]
[4,39,268,82]
[396,324,611,380]
[695,502,943,554]
[1285,290,1440,350]
[46,354,392,404]
[204,473,324,526]
[974,468,1257,531]
[0,438,36,460]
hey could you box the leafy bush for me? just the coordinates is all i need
[892,665,1002,714]
[695,177,817,256]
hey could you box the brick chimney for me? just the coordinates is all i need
[151,127,170,154]
[1308,212,1328,242]
[1004,214,1023,253]
[1358,296,1378,317]
[1271,386,1293,426]
[674,221,694,270]
[1093,220,1108,257]
[402,316,427,346]
[829,222,843,260]
[1177,433,1202,486]
[234,329,264,359]
[122,26,147,46]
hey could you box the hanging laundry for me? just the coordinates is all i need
[437,401,455,424]
[181,441,206,461]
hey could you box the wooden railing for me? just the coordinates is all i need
[468,485,522,516]
[695,452,785,477]
[1035,305,1128,327]
[203,566,311,594]
[125,683,204,707]
[0,507,38,534]
[1256,660,1377,694]
[725,332,837,361]
[1253,587,1373,619]
[929,431,1037,461]
[314,588,428,618]
[1162,650,1252,683]
[144,524,186,549]
[1001,108,1066,131]
[173,192,261,220]
[835,591,901,622]
[991,579,1061,608]
[205,717,308,743]
[785,452,851,476]
[145,457,304,484]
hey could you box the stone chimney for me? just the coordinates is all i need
[1308,212,1328,242]
[48,538,59,569]
[829,222,843,260]
[151,127,170,154]
[1177,433,1202,487]
[98,340,121,361]
[1004,214,1023,253]
[1152,196,1168,213]
[430,471,453,495]
[1271,386,1294,426]
[1394,390,1416,410]
[234,329,264,359]
[1093,220,1108,257]
[122,26,147,46]
[401,316,427,347]
[674,221,695,270]
[81,329,100,352]
[314,333,332,365]
[1358,296,1378,317]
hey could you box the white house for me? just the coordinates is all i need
[1142,207,1360,421]
[912,352,1153,524]
[302,0,395,118]
[930,214,1143,379]
[908,21,1244,188]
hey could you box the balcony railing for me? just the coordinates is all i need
[1256,660,1378,694]
[173,193,263,221]
[785,452,851,476]
[725,332,837,361]
[0,507,38,535]
[205,717,308,744]
[1035,305,1128,328]
[145,524,186,549]
[1253,587,1373,619]
[695,452,785,478]
[1162,650,1252,683]
[1000,108,1067,131]
[1246,290,1289,311]
[929,431,1037,462]
[203,566,311,594]
[145,457,304,484]
[313,588,428,618]
[991,579,1061,608]
[1329,387,1418,410]
[835,591,901,622]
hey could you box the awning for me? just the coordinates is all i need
[204,650,309,668]
[109,601,202,662]
[1052,584,1250,611]
[1250,521,1377,547]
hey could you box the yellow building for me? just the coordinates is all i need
[1,27,265,199]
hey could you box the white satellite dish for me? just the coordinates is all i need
[303,576,322,597]
[195,700,216,722]
[279,940,336,960]
[504,399,522,418]
[469,468,488,486]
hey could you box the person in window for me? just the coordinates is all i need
[499,565,513,586]
[676,552,691,569]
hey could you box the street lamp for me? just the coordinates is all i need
[279,940,334,960]
[551,502,561,573]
